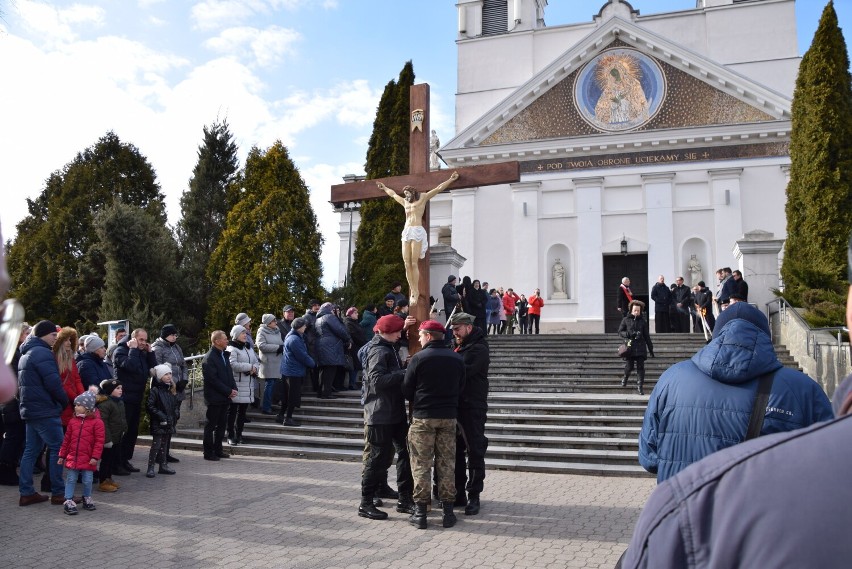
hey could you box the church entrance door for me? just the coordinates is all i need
[603,253,649,333]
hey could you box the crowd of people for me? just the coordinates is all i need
[441,275,545,334]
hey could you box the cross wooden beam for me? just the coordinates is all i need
[330,84,520,348]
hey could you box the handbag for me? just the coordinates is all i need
[617,341,631,358]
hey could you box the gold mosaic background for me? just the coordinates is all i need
[481,41,776,146]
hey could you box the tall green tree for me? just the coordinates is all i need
[6,132,166,326]
[206,141,324,333]
[347,61,414,307]
[176,120,239,339]
[95,201,183,334]
[781,1,852,326]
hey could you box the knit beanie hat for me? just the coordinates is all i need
[74,391,97,411]
[235,313,251,327]
[262,313,276,326]
[99,379,122,396]
[154,364,173,380]
[230,325,247,341]
[84,335,106,353]
[33,320,58,338]
[161,324,179,339]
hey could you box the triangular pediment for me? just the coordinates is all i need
[442,16,791,160]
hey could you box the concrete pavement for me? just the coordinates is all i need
[2,449,655,568]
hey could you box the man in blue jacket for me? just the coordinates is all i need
[639,302,832,483]
[18,320,67,506]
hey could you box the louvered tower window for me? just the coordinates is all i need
[482,0,508,36]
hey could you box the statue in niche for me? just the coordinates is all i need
[429,130,440,170]
[552,258,568,299]
[687,254,703,287]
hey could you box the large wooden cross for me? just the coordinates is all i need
[331,83,520,345]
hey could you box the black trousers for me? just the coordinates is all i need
[455,408,488,497]
[227,402,248,439]
[122,400,143,461]
[98,446,115,480]
[654,311,670,334]
[277,376,303,420]
[320,365,342,397]
[148,434,172,465]
[361,421,413,498]
[529,314,541,334]
[204,402,230,456]
[623,356,646,382]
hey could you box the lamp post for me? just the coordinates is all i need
[620,235,628,256]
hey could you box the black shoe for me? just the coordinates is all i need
[372,496,383,507]
[215,452,230,459]
[112,467,131,476]
[409,503,428,529]
[203,454,220,461]
[158,464,176,475]
[123,462,140,473]
[637,384,645,396]
[166,454,180,463]
[358,500,388,520]
[283,418,301,427]
[274,416,285,424]
[146,465,156,478]
[620,377,628,387]
[396,494,415,514]
[377,484,398,499]
[227,437,239,446]
[442,502,457,528]
[464,495,480,516]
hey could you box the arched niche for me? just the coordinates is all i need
[546,244,572,299]
[680,237,711,288]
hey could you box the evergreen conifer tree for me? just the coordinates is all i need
[6,132,165,325]
[782,1,852,326]
[206,141,324,332]
[348,61,414,307]
[177,120,239,339]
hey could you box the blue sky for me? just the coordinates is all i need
[0,0,848,289]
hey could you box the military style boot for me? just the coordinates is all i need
[358,496,388,520]
[158,461,176,475]
[465,494,481,516]
[441,501,457,528]
[637,375,645,396]
[410,502,428,529]
[145,462,156,478]
[396,493,415,514]
[620,375,628,387]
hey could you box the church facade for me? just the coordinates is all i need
[339,0,797,332]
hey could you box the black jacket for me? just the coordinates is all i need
[147,379,179,436]
[112,337,157,405]
[202,346,236,405]
[363,335,406,425]
[402,341,465,419]
[454,326,490,410]
[442,282,460,316]
[619,314,654,358]
[345,317,367,370]
[672,284,693,311]
[650,282,672,313]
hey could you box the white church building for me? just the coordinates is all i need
[337,0,796,333]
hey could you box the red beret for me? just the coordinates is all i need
[418,320,445,333]
[374,315,405,334]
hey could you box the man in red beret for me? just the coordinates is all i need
[357,315,415,521]
[402,320,465,529]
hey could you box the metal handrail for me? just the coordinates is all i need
[183,354,205,410]
[766,297,846,357]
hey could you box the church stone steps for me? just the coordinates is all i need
[165,333,801,477]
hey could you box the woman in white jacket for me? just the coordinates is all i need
[226,325,260,446]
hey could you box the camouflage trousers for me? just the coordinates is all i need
[407,417,456,504]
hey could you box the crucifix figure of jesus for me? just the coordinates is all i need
[377,171,459,306]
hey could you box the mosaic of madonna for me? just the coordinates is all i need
[574,48,665,132]
[480,41,776,146]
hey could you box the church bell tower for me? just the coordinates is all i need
[457,0,547,38]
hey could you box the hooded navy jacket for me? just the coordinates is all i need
[639,317,832,482]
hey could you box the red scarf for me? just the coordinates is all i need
[621,284,633,302]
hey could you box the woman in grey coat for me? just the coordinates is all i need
[226,325,260,445]
[256,314,284,415]
[315,303,351,399]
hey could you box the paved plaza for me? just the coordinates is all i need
[2,450,655,568]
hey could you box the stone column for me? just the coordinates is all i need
[732,230,784,311]
[511,181,541,296]
[450,187,477,276]
[574,177,604,321]
[429,245,467,317]
[709,168,744,269]
[642,171,676,278]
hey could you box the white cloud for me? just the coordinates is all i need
[15,0,106,45]
[190,0,338,30]
[204,25,301,67]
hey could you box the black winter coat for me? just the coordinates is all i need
[402,341,465,419]
[345,318,367,371]
[619,314,654,359]
[442,282,460,316]
[363,335,406,425]
[202,346,236,405]
[455,326,490,410]
[112,337,157,405]
[651,282,672,313]
[147,380,179,436]
[316,306,351,367]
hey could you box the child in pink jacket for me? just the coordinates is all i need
[58,391,105,515]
